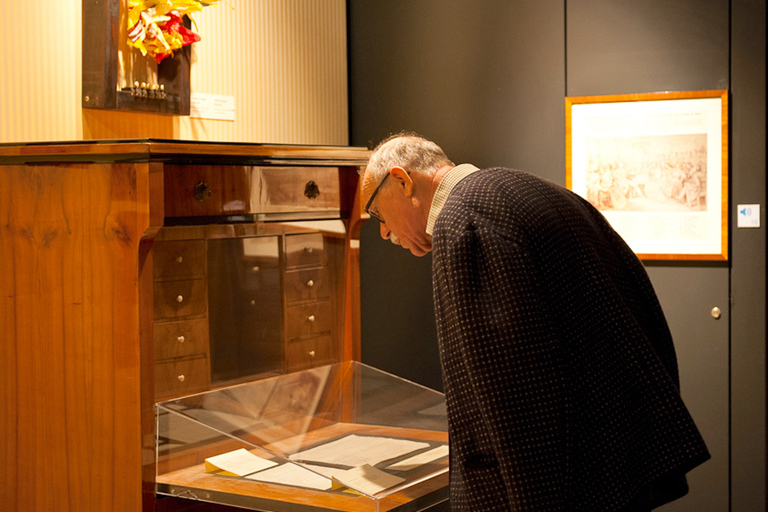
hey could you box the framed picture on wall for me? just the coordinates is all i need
[566,90,728,261]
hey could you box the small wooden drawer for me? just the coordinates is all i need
[285,335,335,372]
[153,240,206,279]
[285,301,332,339]
[154,279,207,320]
[284,268,330,303]
[154,318,209,361]
[155,356,210,399]
[260,167,342,213]
[285,233,326,268]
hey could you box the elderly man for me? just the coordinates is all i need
[361,133,709,512]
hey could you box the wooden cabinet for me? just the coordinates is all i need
[0,140,369,512]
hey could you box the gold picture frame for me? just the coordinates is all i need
[566,90,728,261]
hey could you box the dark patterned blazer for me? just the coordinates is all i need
[430,167,710,511]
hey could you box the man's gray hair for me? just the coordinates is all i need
[364,132,454,181]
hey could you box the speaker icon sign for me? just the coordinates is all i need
[737,204,760,228]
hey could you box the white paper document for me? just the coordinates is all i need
[204,448,277,477]
[245,462,334,491]
[289,434,430,468]
[385,445,449,471]
[331,464,405,496]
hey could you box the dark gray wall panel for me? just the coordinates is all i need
[730,0,767,510]
[349,0,566,181]
[647,266,730,512]
[350,0,566,390]
[566,0,729,95]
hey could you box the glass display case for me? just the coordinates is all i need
[156,361,449,512]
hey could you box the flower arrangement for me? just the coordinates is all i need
[127,0,220,63]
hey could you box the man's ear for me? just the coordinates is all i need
[390,166,414,196]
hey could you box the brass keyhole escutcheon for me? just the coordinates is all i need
[193,181,212,202]
[304,180,320,199]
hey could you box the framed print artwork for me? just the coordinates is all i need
[566,90,728,261]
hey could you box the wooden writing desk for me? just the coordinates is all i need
[0,140,373,512]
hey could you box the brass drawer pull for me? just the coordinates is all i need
[304,247,314,254]
[177,374,185,382]
[306,279,314,288]
[177,335,185,344]
[175,256,183,263]
[307,315,315,322]
[176,295,184,303]
[309,350,316,357]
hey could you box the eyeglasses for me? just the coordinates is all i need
[364,171,410,225]
[363,171,393,223]
[364,170,412,223]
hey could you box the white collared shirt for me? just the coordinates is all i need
[426,164,480,236]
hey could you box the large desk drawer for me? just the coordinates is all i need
[164,165,343,219]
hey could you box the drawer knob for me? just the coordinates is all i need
[193,181,212,202]
[307,315,316,322]
[176,295,184,303]
[252,265,260,272]
[306,279,314,288]
[177,374,185,382]
[304,180,320,199]
[309,350,316,357]
[177,335,185,344]
[175,256,183,263]
[304,247,314,254]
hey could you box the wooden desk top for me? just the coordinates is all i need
[0,139,371,166]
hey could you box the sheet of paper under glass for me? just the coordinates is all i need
[288,434,431,468]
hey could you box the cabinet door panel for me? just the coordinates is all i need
[648,266,729,512]
[207,236,283,383]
